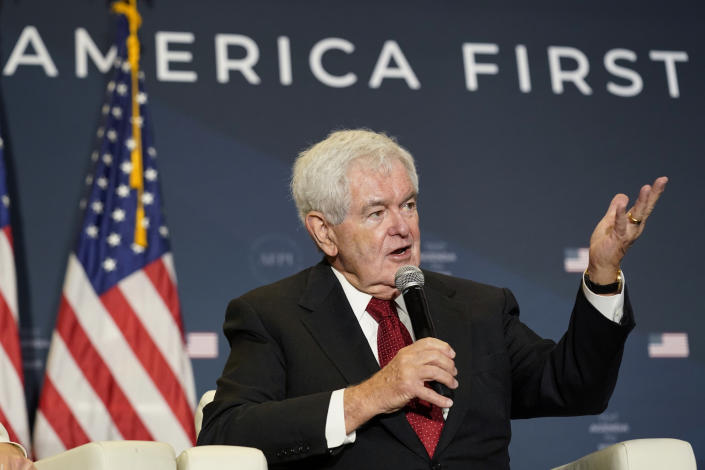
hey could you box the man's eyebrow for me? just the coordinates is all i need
[360,198,386,213]
[360,192,418,213]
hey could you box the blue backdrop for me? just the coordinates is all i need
[1,1,703,468]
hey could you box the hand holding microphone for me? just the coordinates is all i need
[395,265,455,399]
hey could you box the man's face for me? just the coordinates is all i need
[328,158,421,299]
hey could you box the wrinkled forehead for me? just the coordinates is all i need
[346,158,416,201]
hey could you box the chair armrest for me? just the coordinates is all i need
[552,438,696,470]
[177,445,267,470]
[35,441,176,470]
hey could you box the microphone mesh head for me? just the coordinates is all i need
[395,265,425,291]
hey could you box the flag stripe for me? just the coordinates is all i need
[63,255,192,450]
[0,406,20,445]
[33,412,66,459]
[118,263,195,406]
[56,294,154,441]
[0,345,29,445]
[44,332,122,442]
[0,227,18,318]
[102,283,195,441]
[0,293,22,377]
[2,225,13,249]
[162,252,178,285]
[35,377,90,450]
[143,257,184,335]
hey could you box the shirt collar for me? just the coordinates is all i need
[330,266,408,319]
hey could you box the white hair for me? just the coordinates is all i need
[291,129,419,225]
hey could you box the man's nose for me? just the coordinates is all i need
[388,209,410,237]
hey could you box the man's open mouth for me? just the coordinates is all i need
[390,246,410,255]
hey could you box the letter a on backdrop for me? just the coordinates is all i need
[33,0,196,458]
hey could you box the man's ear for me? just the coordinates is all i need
[305,211,338,257]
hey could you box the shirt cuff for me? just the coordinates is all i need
[325,389,356,448]
[582,271,625,324]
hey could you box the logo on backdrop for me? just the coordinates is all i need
[249,233,303,284]
[421,240,457,275]
[648,332,689,358]
[588,412,630,450]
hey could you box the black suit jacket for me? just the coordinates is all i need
[198,262,634,470]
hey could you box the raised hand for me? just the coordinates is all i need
[587,177,668,286]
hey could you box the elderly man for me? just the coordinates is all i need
[198,129,667,469]
[0,423,34,470]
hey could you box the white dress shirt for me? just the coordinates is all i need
[324,267,625,448]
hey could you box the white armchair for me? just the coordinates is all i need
[552,438,696,470]
[34,441,176,470]
[175,390,267,470]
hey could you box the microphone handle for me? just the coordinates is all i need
[402,286,454,399]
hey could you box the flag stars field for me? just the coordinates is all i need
[144,168,157,181]
[111,208,125,222]
[102,257,117,272]
[106,233,121,247]
[116,184,130,197]
[85,225,99,238]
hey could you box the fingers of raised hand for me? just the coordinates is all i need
[632,176,668,220]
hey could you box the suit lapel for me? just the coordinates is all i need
[299,262,379,385]
[298,262,429,460]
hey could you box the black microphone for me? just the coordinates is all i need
[395,265,454,399]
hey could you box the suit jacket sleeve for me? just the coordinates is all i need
[504,284,635,419]
[197,296,332,465]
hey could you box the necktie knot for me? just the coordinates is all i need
[366,297,397,323]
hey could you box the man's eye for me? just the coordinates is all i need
[404,201,416,210]
[369,210,383,219]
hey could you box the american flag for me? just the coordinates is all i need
[0,125,31,452]
[33,6,196,458]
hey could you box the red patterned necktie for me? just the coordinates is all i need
[367,297,444,457]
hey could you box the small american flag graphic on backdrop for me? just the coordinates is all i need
[0,126,31,453]
[33,2,196,458]
[648,333,689,359]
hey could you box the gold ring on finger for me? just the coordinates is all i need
[627,211,642,225]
